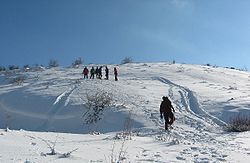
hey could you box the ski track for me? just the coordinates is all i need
[0,99,48,119]
[38,85,78,130]
[139,76,234,162]
[153,76,227,127]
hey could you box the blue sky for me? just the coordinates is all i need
[1,0,250,68]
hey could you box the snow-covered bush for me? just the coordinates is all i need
[83,91,113,124]
[227,113,250,132]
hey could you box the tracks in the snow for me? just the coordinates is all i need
[153,76,227,127]
[148,77,232,162]
[38,85,78,130]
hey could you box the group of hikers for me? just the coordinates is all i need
[82,66,118,81]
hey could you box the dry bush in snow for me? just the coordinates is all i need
[82,90,113,124]
[48,59,59,68]
[72,57,83,68]
[40,136,78,158]
[121,57,133,65]
[0,66,6,72]
[227,113,250,132]
[9,75,25,85]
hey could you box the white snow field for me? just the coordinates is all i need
[0,62,250,163]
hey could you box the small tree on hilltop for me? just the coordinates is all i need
[0,66,6,72]
[121,57,133,65]
[72,57,83,68]
[23,64,30,71]
[32,64,45,71]
[48,59,59,68]
[8,65,19,71]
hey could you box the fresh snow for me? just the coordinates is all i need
[0,62,250,162]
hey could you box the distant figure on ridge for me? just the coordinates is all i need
[114,67,118,81]
[95,66,99,79]
[160,96,175,130]
[90,67,95,79]
[99,66,103,79]
[83,67,89,79]
[105,66,109,80]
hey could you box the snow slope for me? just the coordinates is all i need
[0,62,250,162]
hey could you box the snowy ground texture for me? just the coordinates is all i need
[0,62,250,163]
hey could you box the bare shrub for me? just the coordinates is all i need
[82,90,113,124]
[107,112,133,162]
[5,114,11,131]
[48,59,59,68]
[121,57,133,65]
[227,113,250,132]
[109,139,127,163]
[41,136,58,155]
[115,112,133,140]
[32,64,45,71]
[228,86,237,90]
[40,136,78,158]
[10,75,25,85]
[72,57,83,68]
[241,66,248,72]
[23,64,30,71]
[0,66,6,72]
[122,112,133,139]
[8,65,19,71]
[60,148,78,158]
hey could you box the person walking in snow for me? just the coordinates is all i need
[95,66,99,79]
[114,67,118,81]
[99,66,103,79]
[90,66,95,79]
[160,96,175,130]
[105,66,109,80]
[83,67,89,79]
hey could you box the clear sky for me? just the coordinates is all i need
[1,0,250,68]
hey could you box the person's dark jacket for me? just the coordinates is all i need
[160,97,175,118]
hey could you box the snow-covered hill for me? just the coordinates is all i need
[0,62,250,162]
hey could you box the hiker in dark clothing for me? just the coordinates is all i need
[160,96,175,130]
[99,66,103,79]
[90,67,95,79]
[114,67,118,81]
[105,66,109,80]
[95,67,99,79]
[83,67,89,79]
